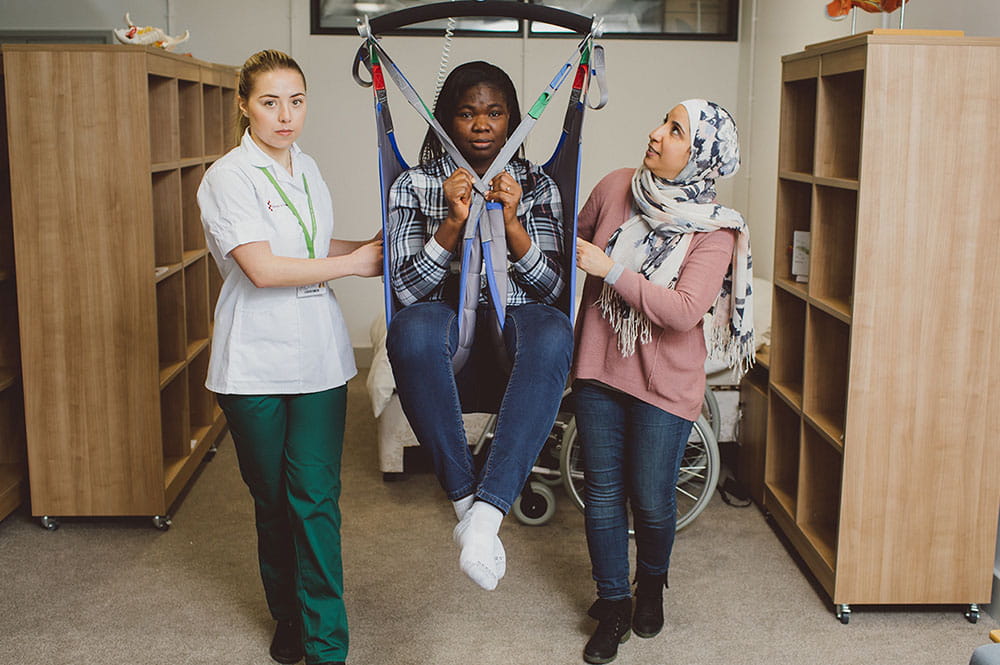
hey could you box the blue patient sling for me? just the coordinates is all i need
[353,0,608,371]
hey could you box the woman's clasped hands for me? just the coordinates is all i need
[442,168,523,229]
[486,171,522,226]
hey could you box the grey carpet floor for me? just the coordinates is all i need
[0,373,995,665]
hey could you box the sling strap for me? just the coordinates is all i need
[355,3,605,371]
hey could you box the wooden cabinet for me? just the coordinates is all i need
[738,347,768,507]
[0,52,27,522]
[1,45,236,525]
[765,33,1000,621]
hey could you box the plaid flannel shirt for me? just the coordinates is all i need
[388,156,565,308]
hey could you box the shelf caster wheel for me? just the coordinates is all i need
[152,515,172,531]
[205,444,219,461]
[836,604,851,625]
[965,604,980,624]
[512,482,556,526]
[40,516,60,531]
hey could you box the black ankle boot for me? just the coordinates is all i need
[632,571,667,638]
[269,618,304,664]
[584,597,631,664]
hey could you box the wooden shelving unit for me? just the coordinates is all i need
[738,347,769,507]
[1,45,237,527]
[0,51,27,522]
[764,33,1000,623]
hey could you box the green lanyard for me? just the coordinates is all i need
[257,166,318,259]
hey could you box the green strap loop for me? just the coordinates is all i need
[257,166,318,259]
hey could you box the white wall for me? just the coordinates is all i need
[0,0,165,34]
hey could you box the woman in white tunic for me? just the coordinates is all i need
[197,49,381,665]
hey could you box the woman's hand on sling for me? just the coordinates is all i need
[576,238,614,279]
[486,171,522,227]
[348,239,384,277]
[435,168,475,254]
[443,168,474,228]
[488,171,531,260]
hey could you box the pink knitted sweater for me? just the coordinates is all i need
[571,169,737,421]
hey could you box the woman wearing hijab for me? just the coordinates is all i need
[572,99,753,664]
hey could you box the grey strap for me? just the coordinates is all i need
[589,45,609,110]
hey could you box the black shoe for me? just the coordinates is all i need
[587,597,613,620]
[584,597,631,664]
[269,618,304,664]
[632,571,667,638]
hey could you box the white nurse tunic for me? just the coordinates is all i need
[197,130,357,395]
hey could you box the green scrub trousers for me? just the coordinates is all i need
[218,386,348,664]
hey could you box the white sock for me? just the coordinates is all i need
[452,495,506,579]
[453,501,505,590]
[452,495,475,521]
[492,535,506,581]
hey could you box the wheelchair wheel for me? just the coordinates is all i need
[559,413,720,532]
[476,390,572,488]
[512,481,557,526]
[531,414,571,486]
[679,392,717,485]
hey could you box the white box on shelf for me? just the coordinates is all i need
[792,230,810,283]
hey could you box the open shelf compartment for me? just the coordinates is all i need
[811,185,857,317]
[181,164,205,253]
[0,282,20,385]
[803,307,850,447]
[0,383,27,518]
[774,179,812,292]
[147,75,179,165]
[202,84,223,156]
[769,287,806,408]
[156,271,186,383]
[187,345,214,443]
[185,256,210,355]
[0,383,26,456]
[160,368,192,474]
[178,80,204,160]
[152,169,183,268]
[0,134,12,276]
[765,395,800,518]
[797,423,842,571]
[778,76,817,175]
[221,87,237,151]
[815,69,864,181]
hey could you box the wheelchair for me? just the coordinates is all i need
[473,387,721,531]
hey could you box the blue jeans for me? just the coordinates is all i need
[386,302,572,513]
[573,381,694,600]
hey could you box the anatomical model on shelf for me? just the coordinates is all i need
[825,0,910,17]
[113,13,190,51]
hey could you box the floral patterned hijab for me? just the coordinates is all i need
[599,99,755,374]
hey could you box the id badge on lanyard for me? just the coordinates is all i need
[297,283,327,298]
[258,166,326,299]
